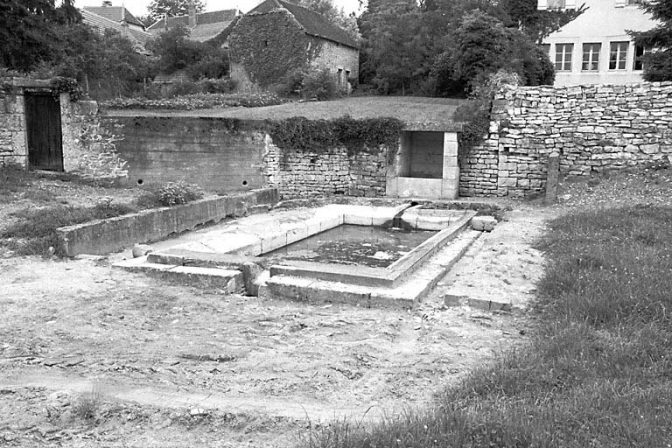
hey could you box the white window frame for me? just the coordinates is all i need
[582,43,601,71]
[609,41,629,70]
[555,44,574,72]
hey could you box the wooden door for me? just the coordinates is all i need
[25,93,63,171]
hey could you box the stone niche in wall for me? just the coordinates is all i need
[386,130,459,199]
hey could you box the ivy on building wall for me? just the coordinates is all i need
[228,11,322,88]
[268,115,404,156]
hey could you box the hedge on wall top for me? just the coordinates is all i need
[268,115,404,155]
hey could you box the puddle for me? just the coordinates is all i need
[263,225,437,268]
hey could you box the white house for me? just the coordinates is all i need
[538,0,658,85]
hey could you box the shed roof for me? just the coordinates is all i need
[247,0,359,49]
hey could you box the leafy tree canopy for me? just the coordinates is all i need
[148,0,206,21]
[357,0,559,96]
[0,0,82,72]
[147,24,228,79]
[501,0,588,43]
[631,0,672,82]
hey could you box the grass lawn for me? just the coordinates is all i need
[300,205,672,447]
[104,96,466,130]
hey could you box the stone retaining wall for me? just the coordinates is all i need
[262,139,387,198]
[461,82,672,198]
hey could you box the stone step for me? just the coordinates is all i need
[444,294,515,312]
[113,257,243,294]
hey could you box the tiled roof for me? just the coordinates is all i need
[80,9,153,51]
[147,9,238,42]
[83,6,145,29]
[247,0,358,49]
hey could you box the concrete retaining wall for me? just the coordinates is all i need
[57,188,278,256]
[101,116,392,199]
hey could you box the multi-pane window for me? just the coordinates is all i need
[634,44,646,70]
[582,43,601,71]
[609,42,629,70]
[555,44,573,71]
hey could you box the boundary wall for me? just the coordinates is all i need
[461,82,672,198]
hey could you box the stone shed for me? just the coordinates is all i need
[228,0,359,93]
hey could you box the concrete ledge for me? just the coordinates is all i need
[57,188,278,256]
[114,257,243,294]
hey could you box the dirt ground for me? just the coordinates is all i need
[1,167,670,448]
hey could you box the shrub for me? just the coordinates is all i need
[299,67,339,101]
[456,70,520,156]
[196,78,236,94]
[155,181,204,206]
[165,80,200,97]
[102,92,284,110]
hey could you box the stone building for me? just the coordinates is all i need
[538,0,657,86]
[228,0,359,92]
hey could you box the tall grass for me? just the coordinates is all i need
[299,205,672,448]
[1,202,136,256]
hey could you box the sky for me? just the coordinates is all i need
[77,0,363,19]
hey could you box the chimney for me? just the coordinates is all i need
[102,1,112,6]
[189,2,197,28]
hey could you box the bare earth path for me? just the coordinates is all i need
[0,202,547,447]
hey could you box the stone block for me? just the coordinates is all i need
[471,216,497,232]
[241,262,264,296]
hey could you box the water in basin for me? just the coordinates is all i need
[263,224,436,268]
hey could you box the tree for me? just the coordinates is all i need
[148,0,206,21]
[631,0,672,82]
[0,0,82,72]
[431,10,553,96]
[500,0,587,43]
[148,24,228,79]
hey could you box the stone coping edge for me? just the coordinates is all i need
[268,210,476,288]
[57,188,279,256]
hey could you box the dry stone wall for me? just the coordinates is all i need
[263,138,387,198]
[461,82,672,198]
[0,86,28,167]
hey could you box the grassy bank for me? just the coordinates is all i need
[1,167,204,257]
[301,205,672,447]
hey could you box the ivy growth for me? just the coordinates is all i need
[228,11,320,88]
[49,76,83,102]
[268,115,404,156]
[456,70,520,157]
